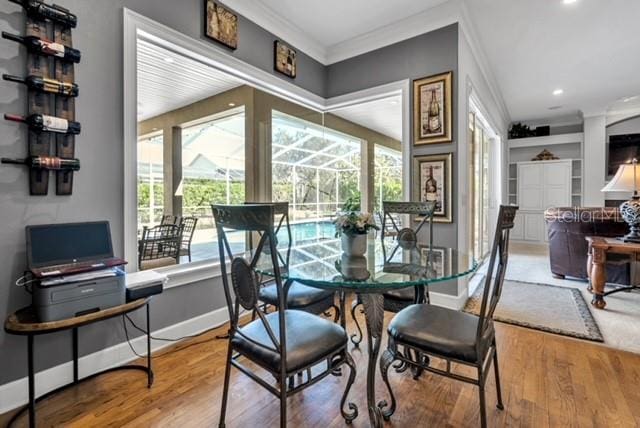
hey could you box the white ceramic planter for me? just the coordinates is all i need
[341,233,367,256]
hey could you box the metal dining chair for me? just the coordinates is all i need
[350,201,436,346]
[212,204,358,428]
[378,205,518,428]
[246,202,340,321]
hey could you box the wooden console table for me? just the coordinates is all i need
[586,236,640,309]
[4,298,153,428]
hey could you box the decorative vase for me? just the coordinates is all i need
[340,254,370,281]
[341,233,367,256]
[620,196,640,243]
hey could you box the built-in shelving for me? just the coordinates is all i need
[507,132,584,208]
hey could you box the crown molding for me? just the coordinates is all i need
[325,0,458,64]
[221,0,328,64]
[223,0,464,66]
[457,2,511,127]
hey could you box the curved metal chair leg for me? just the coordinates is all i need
[350,297,364,347]
[493,346,505,410]
[377,349,397,421]
[330,304,341,323]
[393,347,409,373]
[218,343,233,428]
[340,350,359,424]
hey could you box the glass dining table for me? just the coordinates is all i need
[256,232,478,428]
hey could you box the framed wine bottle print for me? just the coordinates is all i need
[413,153,452,223]
[413,71,452,145]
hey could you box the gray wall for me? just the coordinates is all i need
[0,3,459,386]
[0,0,326,386]
[327,24,459,250]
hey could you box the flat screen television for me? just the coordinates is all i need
[608,133,640,176]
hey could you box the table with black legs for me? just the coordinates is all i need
[257,236,477,428]
[4,298,154,428]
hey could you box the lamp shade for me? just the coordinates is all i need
[601,160,639,193]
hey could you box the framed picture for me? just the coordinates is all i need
[413,153,452,223]
[413,71,452,145]
[420,246,453,277]
[274,40,297,78]
[205,1,238,50]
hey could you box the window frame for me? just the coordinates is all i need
[123,9,410,286]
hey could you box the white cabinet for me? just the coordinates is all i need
[515,160,572,243]
[523,213,544,241]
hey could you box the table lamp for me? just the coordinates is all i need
[601,158,640,243]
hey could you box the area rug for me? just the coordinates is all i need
[464,279,604,342]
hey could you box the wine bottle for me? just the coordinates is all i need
[427,89,441,133]
[1,156,80,171]
[8,0,77,28]
[424,165,438,204]
[3,74,78,97]
[2,31,81,63]
[4,113,81,135]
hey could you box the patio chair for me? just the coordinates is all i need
[178,216,198,262]
[138,224,183,270]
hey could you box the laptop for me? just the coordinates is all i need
[27,221,127,278]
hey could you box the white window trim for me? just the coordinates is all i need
[123,9,409,287]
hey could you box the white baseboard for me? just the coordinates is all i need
[430,290,469,310]
[0,306,231,415]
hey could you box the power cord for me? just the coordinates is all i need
[120,313,233,360]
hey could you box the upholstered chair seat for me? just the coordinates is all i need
[388,304,495,362]
[232,310,347,372]
[259,282,336,312]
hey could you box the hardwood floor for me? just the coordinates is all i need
[3,306,640,427]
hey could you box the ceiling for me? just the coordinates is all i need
[330,95,402,141]
[226,0,640,122]
[137,39,242,121]
[466,0,640,121]
[138,38,402,138]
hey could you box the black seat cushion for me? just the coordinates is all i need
[260,281,334,309]
[383,286,415,301]
[231,310,347,372]
[388,304,494,363]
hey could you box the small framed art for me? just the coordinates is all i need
[413,71,452,145]
[274,40,297,78]
[205,1,238,50]
[413,153,453,223]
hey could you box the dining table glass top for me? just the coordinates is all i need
[254,227,478,292]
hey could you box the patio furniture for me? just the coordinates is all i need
[138,224,182,270]
[212,204,358,428]
[161,214,180,226]
[178,216,198,262]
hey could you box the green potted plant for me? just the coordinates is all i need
[333,194,379,256]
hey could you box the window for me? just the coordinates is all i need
[374,144,403,212]
[137,133,164,230]
[271,110,361,222]
[180,109,246,261]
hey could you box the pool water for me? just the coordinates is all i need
[278,221,335,245]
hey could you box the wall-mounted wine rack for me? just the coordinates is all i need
[1,0,80,195]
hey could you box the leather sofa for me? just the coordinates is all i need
[544,207,631,285]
